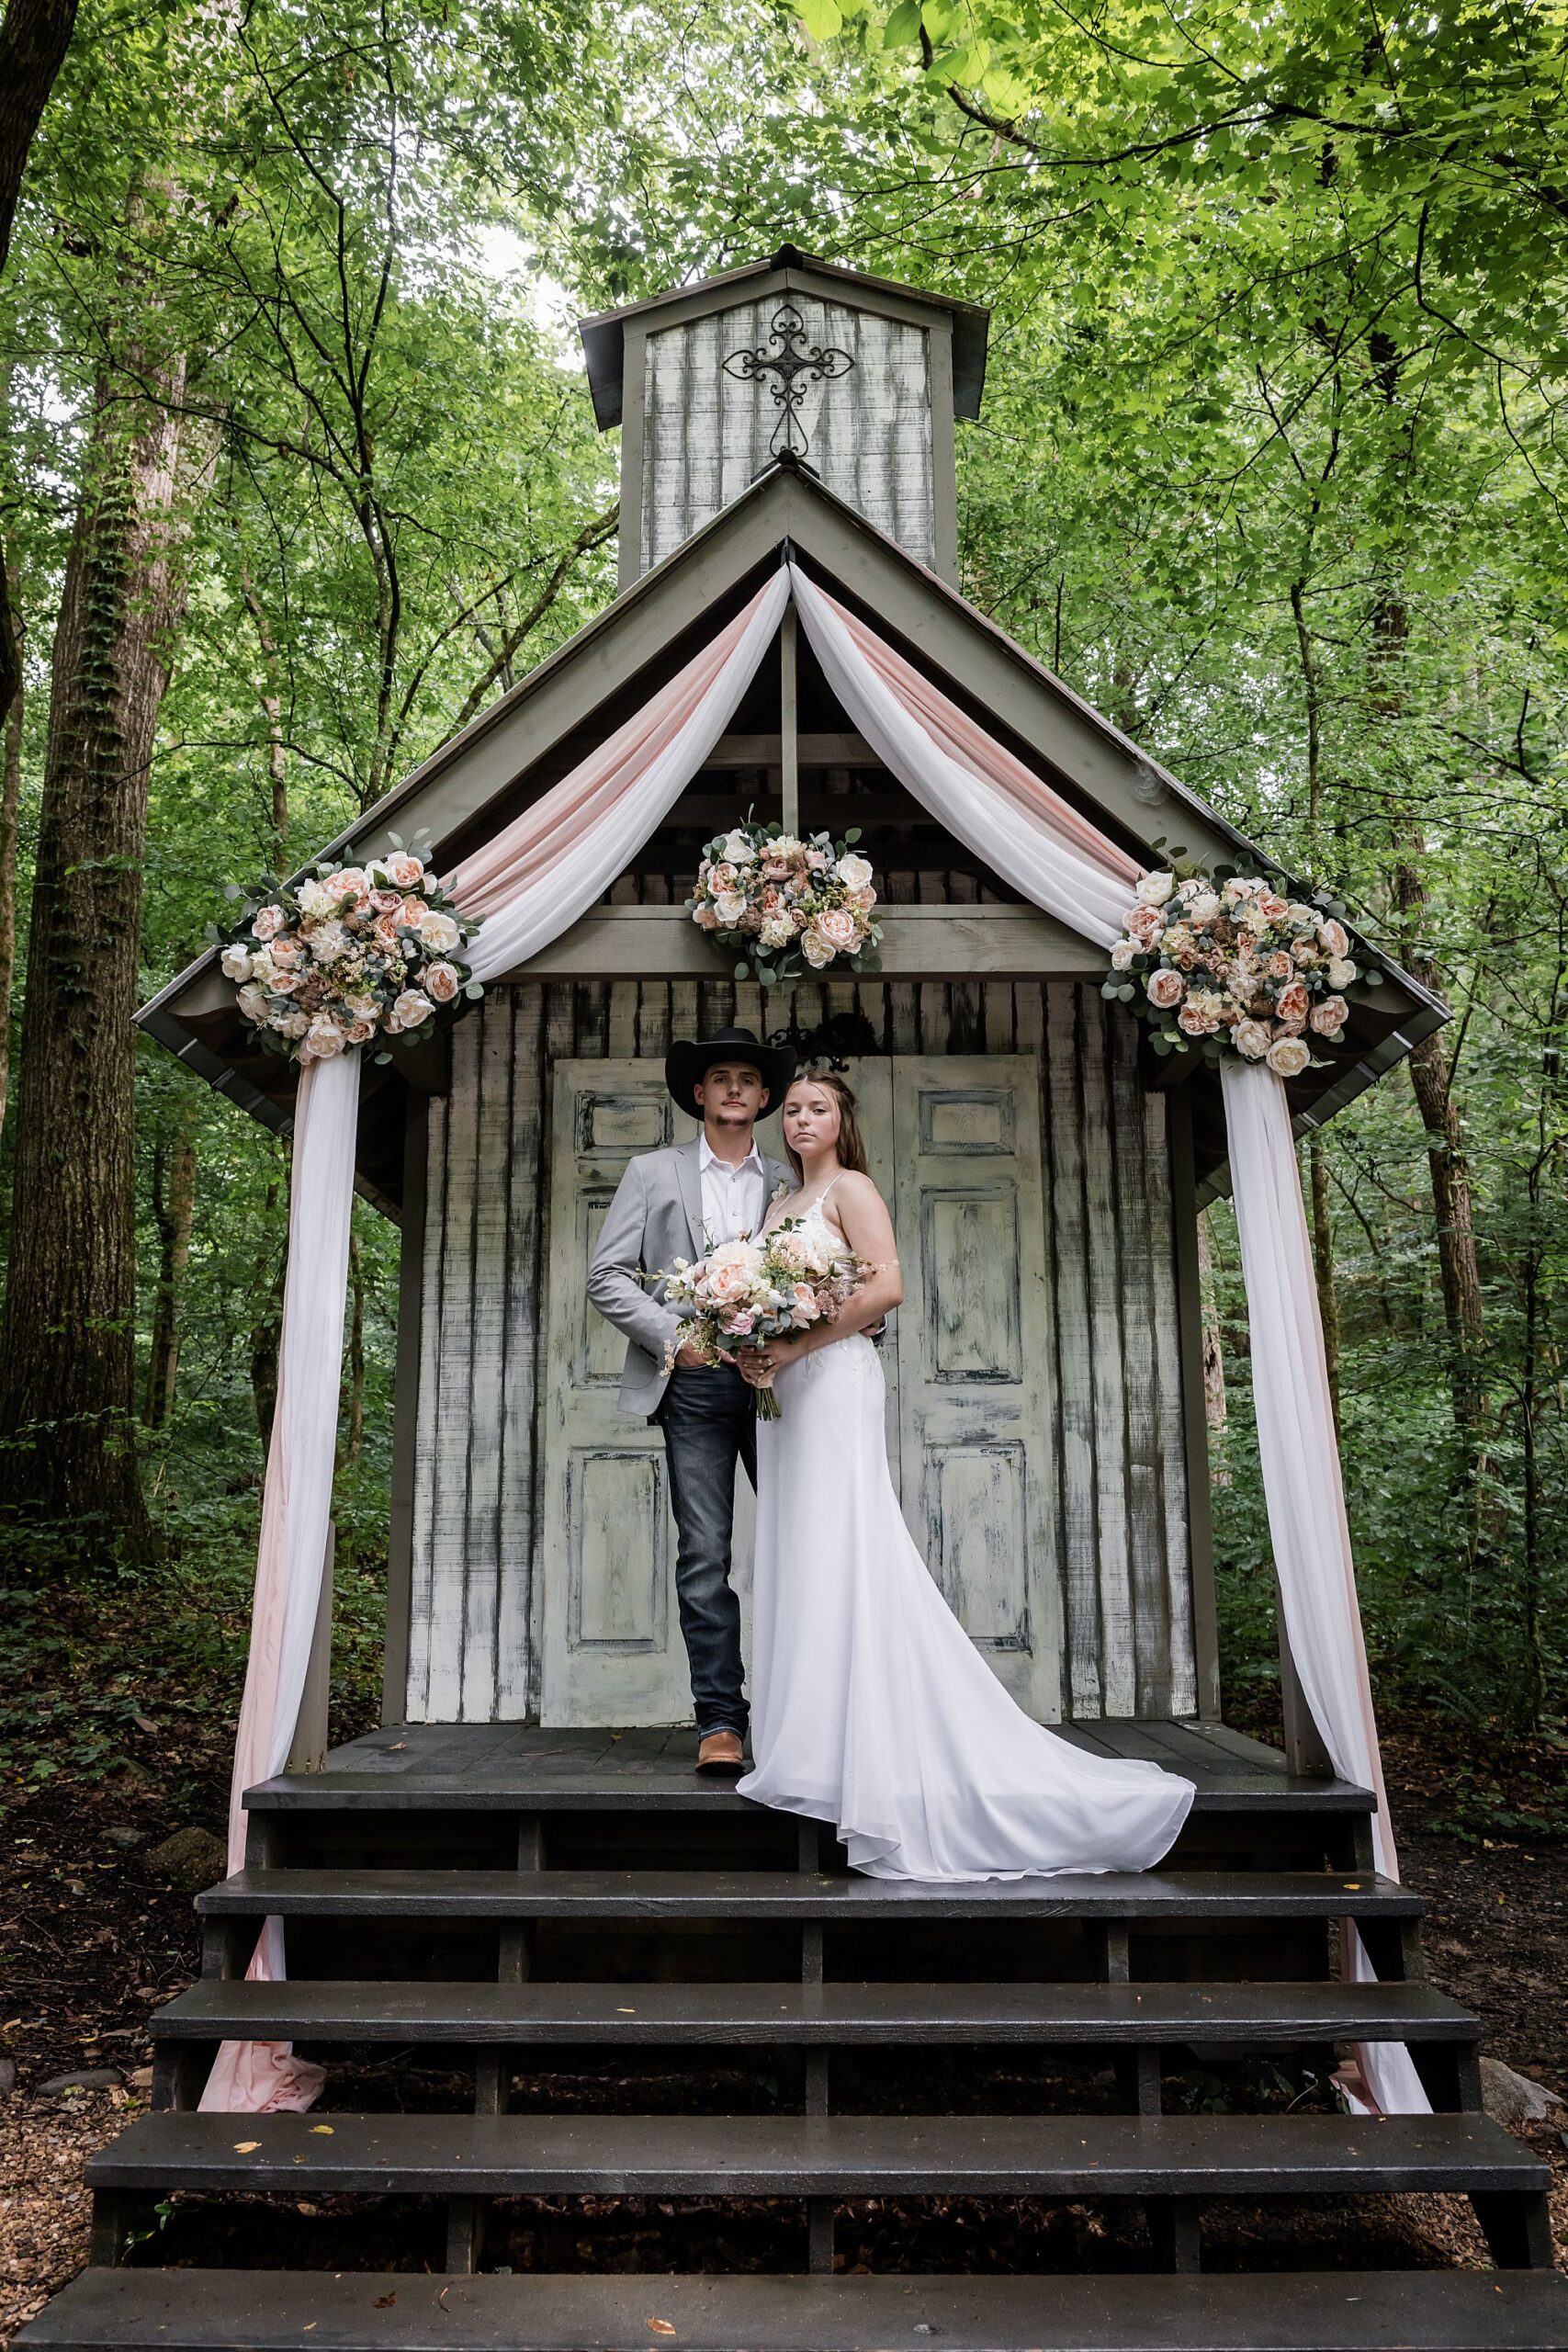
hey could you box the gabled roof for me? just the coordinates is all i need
[138,452,1445,1200]
[578,243,991,430]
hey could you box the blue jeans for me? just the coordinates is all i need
[655,1364,755,1740]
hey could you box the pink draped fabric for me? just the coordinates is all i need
[814,580,1143,885]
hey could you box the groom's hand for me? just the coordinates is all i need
[674,1340,715,1370]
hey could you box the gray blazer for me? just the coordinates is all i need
[587,1136,795,1419]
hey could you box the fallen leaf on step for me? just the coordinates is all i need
[647,2321,676,2335]
[373,2295,397,2310]
[310,2123,334,2133]
[233,2141,260,2154]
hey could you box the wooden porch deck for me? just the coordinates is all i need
[248,1716,1372,1815]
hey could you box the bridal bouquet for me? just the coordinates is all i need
[658,1217,868,1419]
[1106,868,1381,1074]
[217,837,483,1066]
[688,817,882,988]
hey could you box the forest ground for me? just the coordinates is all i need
[4,1597,1566,2339]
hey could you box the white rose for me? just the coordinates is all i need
[713,890,748,927]
[1185,891,1221,925]
[236,982,269,1023]
[220,944,253,982]
[391,989,434,1031]
[1232,1018,1272,1059]
[417,909,461,955]
[835,853,874,892]
[800,927,834,968]
[303,1013,347,1059]
[1135,870,1176,906]
[717,829,757,865]
[1110,939,1136,970]
[1266,1035,1312,1079]
[276,1009,310,1039]
[297,878,335,920]
[1286,902,1317,928]
[1327,956,1357,989]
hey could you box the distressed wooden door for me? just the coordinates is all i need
[890,1056,1061,1719]
[538,1063,698,1724]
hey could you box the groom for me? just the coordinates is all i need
[587,1025,795,1775]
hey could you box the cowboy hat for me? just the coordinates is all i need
[665,1025,796,1121]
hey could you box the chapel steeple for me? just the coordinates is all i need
[579,245,989,591]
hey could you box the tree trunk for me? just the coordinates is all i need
[0,560,21,1145]
[142,1116,196,1430]
[0,323,209,1547]
[0,0,81,729]
[341,1230,365,1469]
[1307,1135,1341,1435]
[249,1176,283,1457]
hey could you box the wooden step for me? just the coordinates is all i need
[20,2268,1568,2352]
[197,1867,1421,1926]
[151,1975,1475,2051]
[89,2108,1544,2203]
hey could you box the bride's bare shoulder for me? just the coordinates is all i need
[835,1169,889,1215]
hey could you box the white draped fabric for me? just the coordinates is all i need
[1221,1062,1428,2116]
[208,556,1421,2116]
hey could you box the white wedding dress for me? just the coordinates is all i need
[736,1185,1195,1880]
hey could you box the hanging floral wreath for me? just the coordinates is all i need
[1104,867,1382,1074]
[217,836,483,1066]
[688,817,883,988]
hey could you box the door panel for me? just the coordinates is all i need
[540,1064,696,1725]
[892,1056,1061,1718]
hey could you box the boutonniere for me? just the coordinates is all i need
[770,1178,791,1204]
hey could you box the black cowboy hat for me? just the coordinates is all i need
[665,1025,796,1121]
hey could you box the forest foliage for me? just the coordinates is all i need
[0,0,1563,1750]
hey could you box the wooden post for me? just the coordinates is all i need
[1275,1568,1336,1781]
[287,1521,335,1773]
[780,604,799,838]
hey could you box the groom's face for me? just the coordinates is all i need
[694,1061,767,1134]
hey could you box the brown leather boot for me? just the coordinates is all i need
[696,1728,745,1778]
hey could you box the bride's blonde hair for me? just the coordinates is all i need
[783,1068,870,1184]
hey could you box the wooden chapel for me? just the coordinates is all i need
[25,243,1562,2352]
[138,243,1444,1753]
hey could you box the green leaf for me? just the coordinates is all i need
[882,0,921,43]
[796,0,843,39]
[735,961,751,979]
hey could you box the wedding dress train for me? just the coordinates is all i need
[735,1195,1195,1880]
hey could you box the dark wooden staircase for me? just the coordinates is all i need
[19,1721,1568,2352]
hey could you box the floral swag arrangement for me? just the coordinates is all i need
[1105,866,1382,1076]
[689,818,883,988]
[218,837,483,1065]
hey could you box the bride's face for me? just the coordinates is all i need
[784,1080,840,1168]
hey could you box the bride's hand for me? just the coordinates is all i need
[739,1337,803,1384]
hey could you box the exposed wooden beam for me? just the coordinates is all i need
[779,606,799,836]
[706,731,873,769]
[503,901,1106,982]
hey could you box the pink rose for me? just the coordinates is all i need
[693,904,720,931]
[806,848,829,871]
[326,866,368,902]
[724,1308,757,1337]
[710,863,739,893]
[816,907,859,954]
[265,967,300,995]
[1178,1001,1215,1035]
[1127,905,1164,947]
[345,1017,377,1046]
[1276,979,1310,1023]
[383,851,424,890]
[373,914,403,954]
[1258,891,1289,922]
[424,960,461,1005]
[1310,993,1349,1035]
[1317,918,1350,959]
[269,936,304,967]
[400,894,427,928]
[368,888,403,915]
[707,1259,752,1306]
[1266,951,1292,979]
[252,905,286,941]
[1146,967,1185,1010]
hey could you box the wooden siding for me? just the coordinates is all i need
[400,974,1198,1726]
[641,300,935,575]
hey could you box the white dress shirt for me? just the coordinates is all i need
[698,1133,768,1249]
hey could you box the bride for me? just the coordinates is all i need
[734,1068,1195,1882]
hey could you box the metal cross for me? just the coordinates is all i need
[722,305,855,458]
